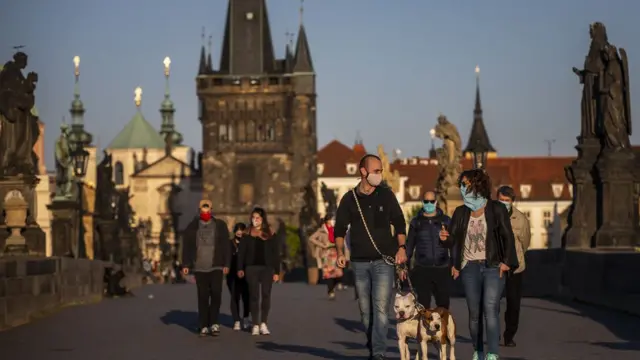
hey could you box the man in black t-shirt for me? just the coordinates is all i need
[335,154,408,360]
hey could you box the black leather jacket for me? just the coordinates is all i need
[450,200,519,270]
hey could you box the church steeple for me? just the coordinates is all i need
[293,1,314,74]
[219,0,276,74]
[463,65,496,157]
[206,34,213,73]
[198,28,207,75]
[160,57,183,146]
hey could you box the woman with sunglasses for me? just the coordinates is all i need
[406,190,453,309]
[445,169,518,360]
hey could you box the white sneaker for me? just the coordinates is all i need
[199,327,210,336]
[259,323,271,335]
[233,321,241,331]
[251,325,260,336]
[210,324,220,336]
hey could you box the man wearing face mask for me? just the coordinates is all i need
[406,190,453,309]
[496,186,531,348]
[182,199,231,337]
[334,154,408,360]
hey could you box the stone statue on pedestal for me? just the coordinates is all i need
[320,181,337,217]
[377,145,401,193]
[0,52,41,177]
[54,123,75,200]
[434,114,463,213]
[599,44,632,151]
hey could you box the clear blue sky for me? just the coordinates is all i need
[2,0,640,169]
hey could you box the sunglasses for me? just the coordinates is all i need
[422,200,436,204]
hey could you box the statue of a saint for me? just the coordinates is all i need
[599,44,632,150]
[377,144,401,193]
[434,115,463,198]
[96,150,116,218]
[54,123,75,199]
[0,52,41,177]
[320,182,337,216]
[572,22,608,139]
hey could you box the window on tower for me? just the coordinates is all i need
[266,124,275,141]
[213,78,223,86]
[114,161,124,185]
[246,121,255,141]
[250,78,260,86]
[219,124,228,141]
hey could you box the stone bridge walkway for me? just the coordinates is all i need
[0,283,638,360]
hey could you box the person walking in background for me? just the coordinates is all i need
[406,190,453,309]
[181,199,231,337]
[228,222,251,331]
[496,186,531,348]
[237,207,280,336]
[309,213,344,299]
[334,154,408,360]
[446,169,519,360]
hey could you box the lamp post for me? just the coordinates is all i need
[71,135,89,258]
[471,146,488,170]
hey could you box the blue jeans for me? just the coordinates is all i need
[352,260,395,357]
[461,260,505,355]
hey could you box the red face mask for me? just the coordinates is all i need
[200,212,212,222]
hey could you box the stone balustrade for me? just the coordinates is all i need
[0,257,141,330]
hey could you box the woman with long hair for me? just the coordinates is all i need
[237,207,280,336]
[228,222,250,331]
[309,213,344,299]
[445,169,519,360]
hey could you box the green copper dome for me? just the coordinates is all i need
[108,110,166,149]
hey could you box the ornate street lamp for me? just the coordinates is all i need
[471,144,488,170]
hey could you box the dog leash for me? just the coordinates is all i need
[351,188,424,312]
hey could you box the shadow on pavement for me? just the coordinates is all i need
[524,299,640,351]
[159,310,235,332]
[256,341,393,359]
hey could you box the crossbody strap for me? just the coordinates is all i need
[350,188,395,266]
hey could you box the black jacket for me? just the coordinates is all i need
[450,200,519,270]
[334,185,406,262]
[407,208,452,267]
[181,216,231,269]
[237,232,280,274]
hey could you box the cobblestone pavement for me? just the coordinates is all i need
[0,283,638,360]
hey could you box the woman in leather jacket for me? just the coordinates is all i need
[444,169,518,360]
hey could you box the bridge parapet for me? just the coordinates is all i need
[0,257,106,330]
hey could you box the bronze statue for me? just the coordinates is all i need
[572,22,608,139]
[434,115,463,209]
[96,150,116,218]
[0,52,41,176]
[320,181,337,216]
[53,123,75,199]
[599,44,632,150]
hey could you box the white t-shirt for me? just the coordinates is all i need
[463,213,487,265]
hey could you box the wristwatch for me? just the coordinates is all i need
[398,244,406,250]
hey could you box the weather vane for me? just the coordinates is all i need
[13,45,25,51]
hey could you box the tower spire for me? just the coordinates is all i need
[293,0,314,73]
[463,65,496,156]
[206,34,213,72]
[198,27,207,74]
[69,55,92,147]
[160,57,183,146]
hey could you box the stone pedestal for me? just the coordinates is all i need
[564,137,601,248]
[95,218,117,261]
[47,200,78,257]
[442,186,463,217]
[594,149,639,247]
[0,176,45,256]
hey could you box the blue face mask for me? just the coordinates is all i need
[500,200,511,212]
[460,185,487,211]
[423,202,436,213]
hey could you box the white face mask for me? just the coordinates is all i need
[366,173,383,187]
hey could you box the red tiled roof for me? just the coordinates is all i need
[318,140,576,202]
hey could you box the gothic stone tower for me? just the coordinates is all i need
[197,0,317,227]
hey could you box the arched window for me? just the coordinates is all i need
[247,121,255,142]
[114,161,124,185]
[266,122,275,141]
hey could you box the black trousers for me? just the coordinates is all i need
[327,276,342,294]
[410,265,451,309]
[194,270,224,329]
[246,266,274,325]
[504,271,523,340]
[226,272,250,321]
